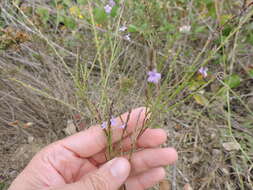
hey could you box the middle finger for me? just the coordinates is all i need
[90,128,167,164]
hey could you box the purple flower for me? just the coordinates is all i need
[101,117,117,129]
[198,67,208,78]
[110,117,117,127]
[119,124,126,129]
[101,122,107,129]
[109,0,116,7]
[147,69,161,84]
[104,0,115,14]
[104,5,112,14]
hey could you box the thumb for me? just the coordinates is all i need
[56,157,130,190]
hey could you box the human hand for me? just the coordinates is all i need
[8,107,178,190]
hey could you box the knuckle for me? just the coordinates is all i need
[83,173,110,190]
[133,156,149,173]
[140,157,150,171]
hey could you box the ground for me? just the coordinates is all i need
[0,0,253,189]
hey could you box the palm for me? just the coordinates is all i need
[28,145,99,188]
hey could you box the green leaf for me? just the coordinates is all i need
[194,26,206,33]
[220,14,233,25]
[93,7,107,24]
[128,24,138,33]
[64,16,76,30]
[246,33,253,45]
[222,25,232,37]
[188,80,203,91]
[63,0,72,6]
[225,74,241,88]
[14,0,21,5]
[0,18,5,28]
[36,8,50,24]
[249,69,253,78]
[56,14,65,25]
[160,22,176,32]
[193,94,209,106]
[0,183,6,190]
[205,0,216,18]
[55,9,65,25]
[77,0,87,5]
[110,5,119,17]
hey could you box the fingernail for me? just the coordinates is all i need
[110,158,130,178]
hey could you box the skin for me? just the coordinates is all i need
[8,107,178,190]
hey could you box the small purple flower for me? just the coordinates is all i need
[104,5,112,14]
[101,117,117,129]
[101,122,107,129]
[147,69,161,84]
[198,67,208,78]
[109,0,116,7]
[119,26,127,32]
[110,117,117,127]
[119,124,126,129]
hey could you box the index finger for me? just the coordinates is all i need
[58,107,149,158]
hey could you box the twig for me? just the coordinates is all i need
[171,117,190,128]
[230,93,253,100]
[176,168,189,183]
[172,165,177,190]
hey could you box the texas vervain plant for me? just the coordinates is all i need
[1,0,253,189]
